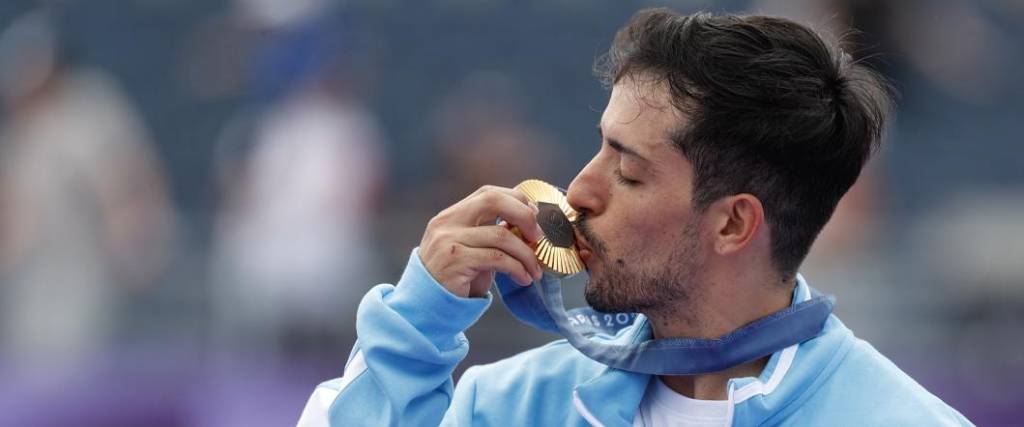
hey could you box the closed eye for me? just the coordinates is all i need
[614,167,641,187]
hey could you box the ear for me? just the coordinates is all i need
[708,194,764,256]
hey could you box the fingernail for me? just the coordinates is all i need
[531,203,539,213]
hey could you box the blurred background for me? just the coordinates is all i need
[0,0,1020,425]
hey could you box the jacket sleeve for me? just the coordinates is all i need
[296,248,491,427]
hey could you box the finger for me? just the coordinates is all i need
[459,245,535,286]
[468,185,532,206]
[457,185,537,219]
[464,190,544,242]
[460,225,543,280]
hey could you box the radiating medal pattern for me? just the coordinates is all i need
[513,179,585,277]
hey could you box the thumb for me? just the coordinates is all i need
[468,271,495,297]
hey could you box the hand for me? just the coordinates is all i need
[419,185,546,298]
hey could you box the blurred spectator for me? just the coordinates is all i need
[422,71,563,208]
[208,5,385,363]
[0,11,174,379]
[907,190,1024,408]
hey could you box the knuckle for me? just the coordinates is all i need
[480,189,503,204]
[428,229,455,249]
[431,227,451,243]
[426,212,446,230]
[511,189,528,203]
[472,185,494,197]
[493,226,511,240]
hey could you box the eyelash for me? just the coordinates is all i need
[614,167,641,187]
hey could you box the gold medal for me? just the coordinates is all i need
[513,179,585,277]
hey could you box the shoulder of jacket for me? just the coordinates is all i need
[785,336,971,425]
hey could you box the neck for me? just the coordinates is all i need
[659,356,770,400]
[647,266,794,400]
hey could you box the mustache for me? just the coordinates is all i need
[574,214,608,258]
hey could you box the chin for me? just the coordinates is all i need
[583,277,626,313]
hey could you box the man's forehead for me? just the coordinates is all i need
[600,77,683,157]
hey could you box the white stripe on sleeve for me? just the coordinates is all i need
[296,351,368,427]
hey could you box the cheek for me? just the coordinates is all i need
[605,195,693,259]
[607,210,671,254]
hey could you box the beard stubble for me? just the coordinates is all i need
[578,215,703,316]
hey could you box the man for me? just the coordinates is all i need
[298,8,971,426]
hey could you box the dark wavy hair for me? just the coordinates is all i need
[596,8,895,278]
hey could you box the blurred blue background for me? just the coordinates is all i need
[0,0,1021,425]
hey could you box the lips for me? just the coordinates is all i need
[578,248,592,264]
[574,230,594,265]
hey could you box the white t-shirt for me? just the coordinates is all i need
[633,377,730,427]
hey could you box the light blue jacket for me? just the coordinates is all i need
[297,249,972,426]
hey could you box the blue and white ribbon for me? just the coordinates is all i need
[495,272,834,375]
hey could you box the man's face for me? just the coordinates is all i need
[566,76,707,314]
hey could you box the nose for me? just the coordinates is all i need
[566,155,607,217]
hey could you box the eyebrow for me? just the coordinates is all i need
[597,124,649,163]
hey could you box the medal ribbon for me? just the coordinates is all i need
[495,272,834,375]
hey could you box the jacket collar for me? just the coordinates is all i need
[572,276,851,427]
